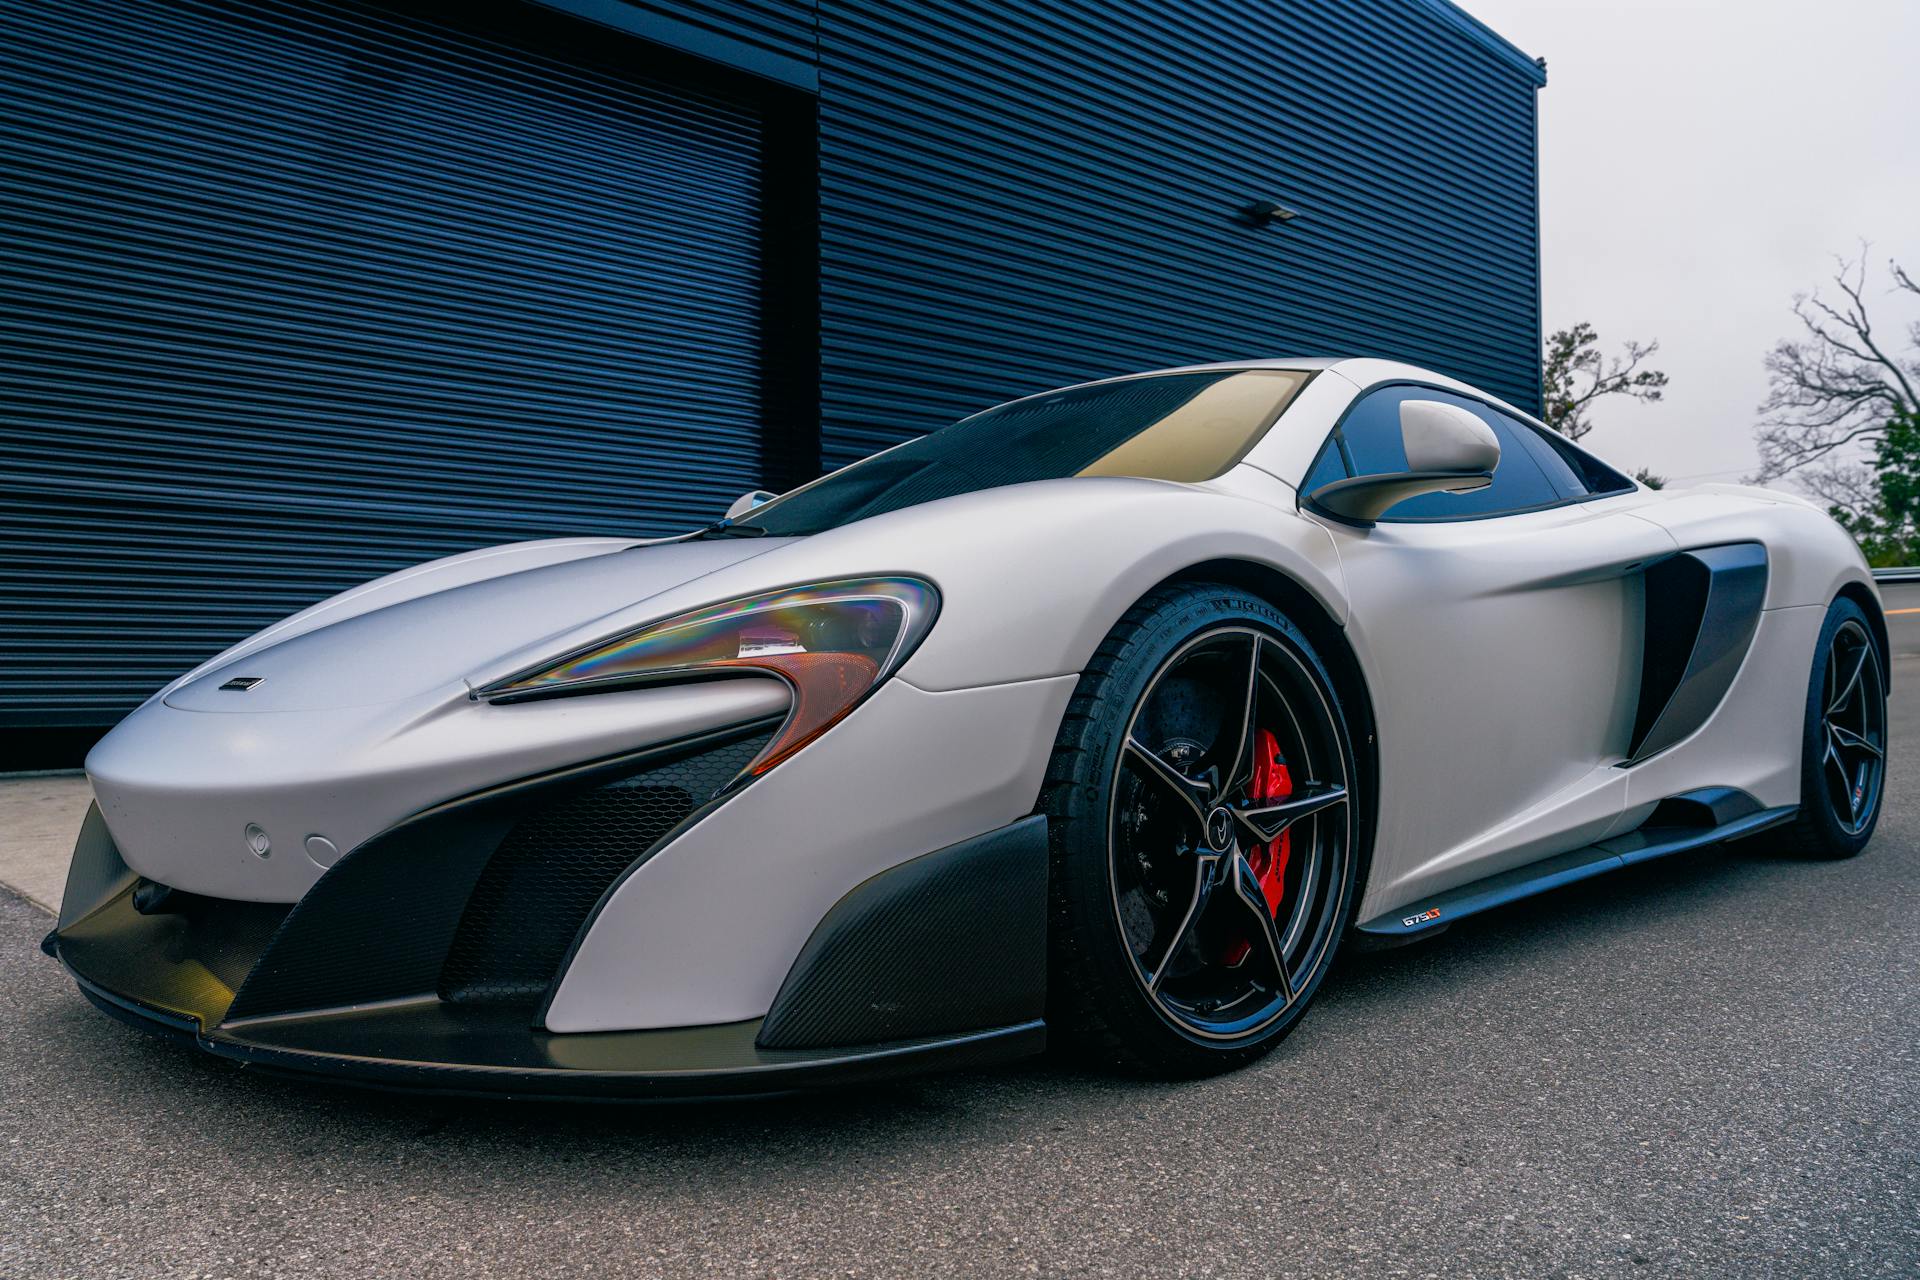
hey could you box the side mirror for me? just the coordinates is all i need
[725,489,777,521]
[1307,400,1501,525]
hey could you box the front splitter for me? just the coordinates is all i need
[66,966,1045,1102]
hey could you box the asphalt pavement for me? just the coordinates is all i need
[2,597,1917,1278]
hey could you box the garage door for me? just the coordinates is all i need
[0,0,765,727]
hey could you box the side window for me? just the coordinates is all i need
[1516,419,1636,497]
[1308,386,1566,520]
[1301,437,1349,494]
[1507,416,1590,500]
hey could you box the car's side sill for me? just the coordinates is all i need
[1355,801,1797,939]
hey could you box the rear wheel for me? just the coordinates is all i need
[1043,584,1360,1077]
[1776,596,1887,859]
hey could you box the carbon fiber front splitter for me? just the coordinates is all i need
[62,961,1045,1101]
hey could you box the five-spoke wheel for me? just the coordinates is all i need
[1818,617,1886,836]
[1111,627,1351,1040]
[1045,584,1362,1075]
[1779,596,1887,860]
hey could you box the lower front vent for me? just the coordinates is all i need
[56,882,292,1030]
[438,729,770,1005]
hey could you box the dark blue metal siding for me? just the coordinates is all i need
[1408,0,1546,83]
[0,0,765,725]
[0,0,1541,736]
[531,0,818,88]
[815,0,1543,466]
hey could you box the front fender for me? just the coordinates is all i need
[1631,483,1877,611]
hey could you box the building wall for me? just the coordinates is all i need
[559,0,1545,465]
[536,0,819,87]
[812,0,1544,466]
[0,0,1540,739]
[0,0,784,730]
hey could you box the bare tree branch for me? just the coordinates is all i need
[1541,322,1669,441]
[1752,247,1920,482]
[1794,459,1880,521]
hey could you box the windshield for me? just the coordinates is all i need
[733,369,1310,538]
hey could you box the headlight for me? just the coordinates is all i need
[478,577,939,776]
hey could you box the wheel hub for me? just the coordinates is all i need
[1205,806,1235,852]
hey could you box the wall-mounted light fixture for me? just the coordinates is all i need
[1236,199,1301,228]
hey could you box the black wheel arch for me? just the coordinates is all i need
[1835,579,1891,686]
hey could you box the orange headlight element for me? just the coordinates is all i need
[479,577,939,775]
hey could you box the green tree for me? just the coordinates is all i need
[1831,411,1920,566]
[1541,322,1669,441]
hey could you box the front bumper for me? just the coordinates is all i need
[49,723,1053,1098]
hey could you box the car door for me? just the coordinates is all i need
[1299,383,1677,918]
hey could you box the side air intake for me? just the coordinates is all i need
[1628,543,1768,764]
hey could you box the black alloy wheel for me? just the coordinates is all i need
[1818,617,1886,836]
[1044,584,1362,1076]
[1778,596,1887,859]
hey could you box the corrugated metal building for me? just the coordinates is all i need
[0,0,1543,754]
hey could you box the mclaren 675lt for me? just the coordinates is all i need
[48,358,1889,1096]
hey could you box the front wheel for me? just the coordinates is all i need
[1777,596,1888,859]
[1042,584,1362,1077]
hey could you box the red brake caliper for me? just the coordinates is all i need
[1224,728,1294,965]
[1249,728,1295,913]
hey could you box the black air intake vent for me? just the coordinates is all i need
[1629,543,1769,763]
[439,729,771,1006]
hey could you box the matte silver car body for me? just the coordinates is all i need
[75,357,1878,1045]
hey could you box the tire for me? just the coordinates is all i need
[1772,595,1888,859]
[1042,582,1361,1077]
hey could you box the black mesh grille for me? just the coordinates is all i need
[439,730,771,1006]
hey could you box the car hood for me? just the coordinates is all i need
[164,536,791,712]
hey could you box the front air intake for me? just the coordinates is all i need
[438,728,771,1005]
[220,720,778,1024]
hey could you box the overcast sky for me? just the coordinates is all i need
[1459,0,1920,489]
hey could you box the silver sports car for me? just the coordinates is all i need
[47,357,1889,1095]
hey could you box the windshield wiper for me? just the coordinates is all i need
[689,519,770,540]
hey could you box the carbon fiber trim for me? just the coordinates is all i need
[54,883,290,1031]
[223,806,509,1022]
[56,801,132,929]
[65,965,1046,1100]
[1356,797,1795,937]
[756,815,1048,1051]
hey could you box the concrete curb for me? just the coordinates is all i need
[0,773,90,915]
